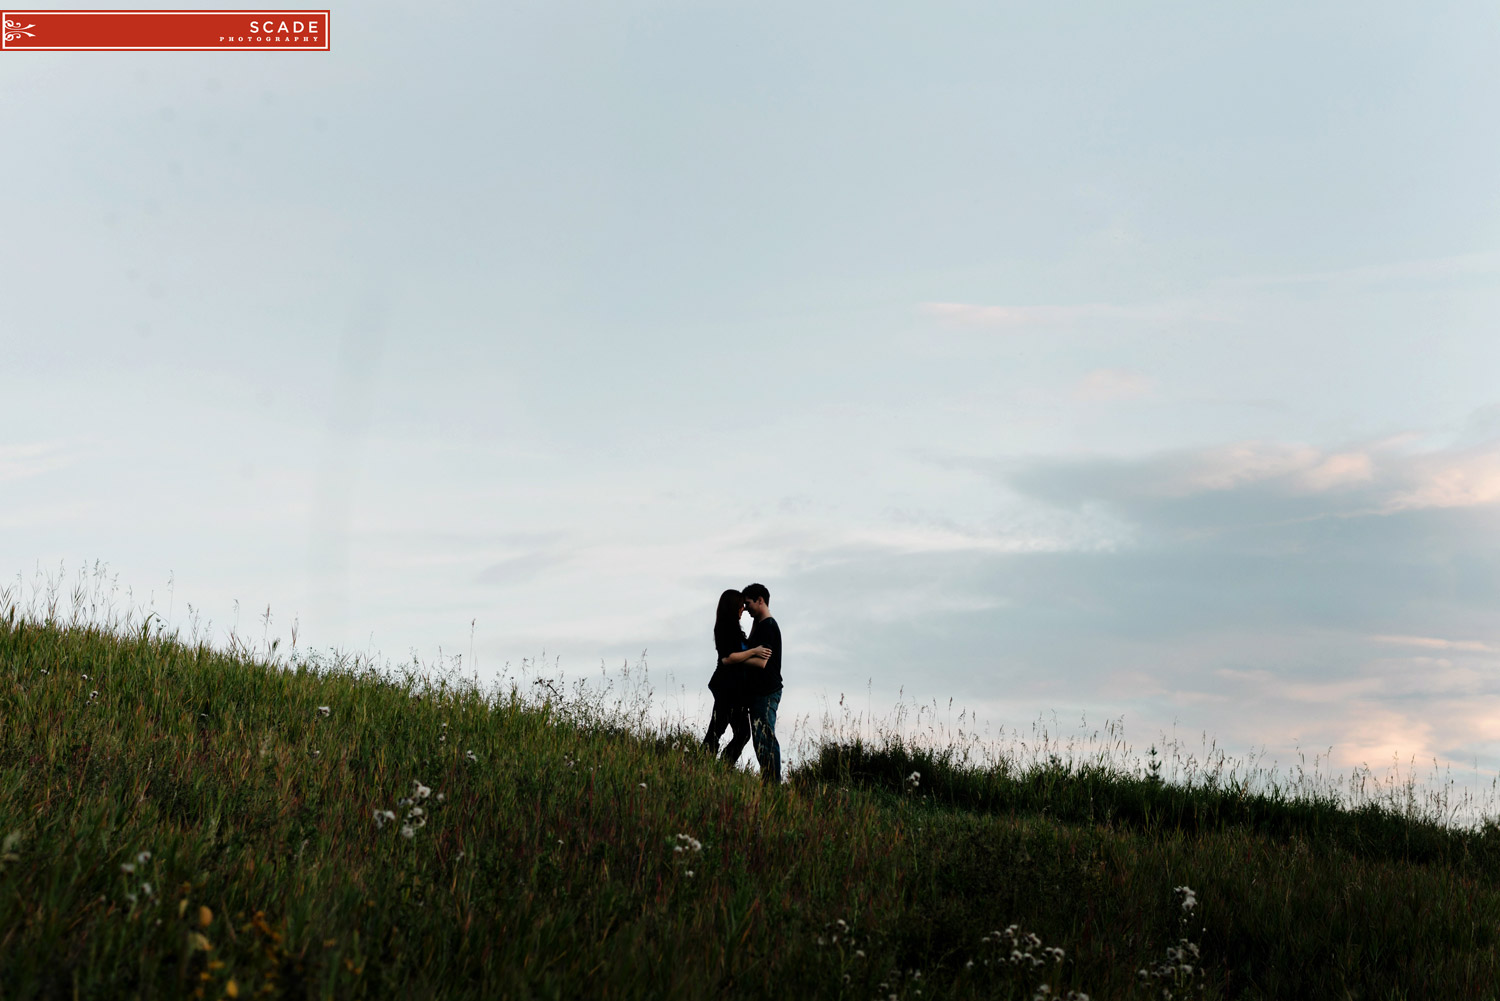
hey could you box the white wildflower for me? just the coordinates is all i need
[136,851,151,864]
[120,862,135,874]
[854,950,866,959]
[373,809,396,828]
[412,781,431,799]
[466,750,478,762]
[317,706,330,717]
[684,870,695,877]
[906,771,921,787]
[408,806,424,819]
[400,824,416,839]
[638,782,647,790]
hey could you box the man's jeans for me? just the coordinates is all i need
[745,689,782,784]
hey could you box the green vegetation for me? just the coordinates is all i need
[4,608,1500,1000]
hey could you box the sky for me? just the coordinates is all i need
[3,1,1500,793]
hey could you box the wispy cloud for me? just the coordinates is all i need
[996,436,1500,516]
[1372,634,1498,654]
[922,300,1219,329]
[0,442,71,482]
[1072,369,1153,402]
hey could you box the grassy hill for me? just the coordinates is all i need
[4,612,1500,1000]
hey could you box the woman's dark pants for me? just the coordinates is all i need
[703,696,752,764]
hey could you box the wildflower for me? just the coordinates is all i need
[408,806,424,819]
[89,690,98,699]
[638,783,647,790]
[317,706,330,717]
[436,793,445,803]
[400,824,416,839]
[466,750,478,763]
[855,950,866,959]
[412,781,431,800]
[673,833,703,854]
[136,851,151,865]
[140,882,153,897]
[906,771,921,787]
[120,862,135,874]
[965,960,974,970]
[684,870,695,878]
[1175,885,1198,911]
[373,809,395,828]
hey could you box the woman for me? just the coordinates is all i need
[703,588,771,762]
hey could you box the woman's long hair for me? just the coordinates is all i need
[714,589,745,650]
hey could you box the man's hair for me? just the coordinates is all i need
[742,582,770,604]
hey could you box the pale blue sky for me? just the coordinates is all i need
[4,1,1499,781]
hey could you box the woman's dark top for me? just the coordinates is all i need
[708,624,747,704]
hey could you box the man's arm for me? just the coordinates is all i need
[722,647,773,667]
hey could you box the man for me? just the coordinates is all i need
[740,582,783,785]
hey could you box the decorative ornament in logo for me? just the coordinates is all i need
[3,19,37,41]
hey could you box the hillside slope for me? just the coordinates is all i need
[3,616,1499,999]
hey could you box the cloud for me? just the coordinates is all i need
[0,442,71,482]
[757,428,1500,789]
[922,300,1218,329]
[1073,369,1153,402]
[1386,447,1500,511]
[474,550,567,588]
[997,437,1500,521]
[1372,634,1498,654]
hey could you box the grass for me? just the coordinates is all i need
[4,595,1500,999]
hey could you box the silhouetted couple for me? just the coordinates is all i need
[703,583,782,784]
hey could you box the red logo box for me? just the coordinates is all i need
[1,10,330,50]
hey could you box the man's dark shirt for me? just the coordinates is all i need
[709,625,746,702]
[744,616,783,696]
